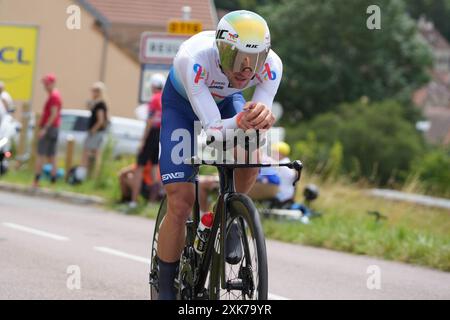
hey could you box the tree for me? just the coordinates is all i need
[408,0,450,42]
[288,100,425,185]
[258,0,432,120]
[214,0,269,11]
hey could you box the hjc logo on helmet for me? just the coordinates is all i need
[216,29,228,40]
[246,44,258,49]
[217,30,239,43]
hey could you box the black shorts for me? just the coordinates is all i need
[37,127,59,157]
[137,127,160,166]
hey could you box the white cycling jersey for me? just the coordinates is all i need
[170,31,283,133]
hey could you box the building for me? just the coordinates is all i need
[0,0,217,118]
[415,18,450,145]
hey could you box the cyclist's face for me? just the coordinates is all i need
[224,68,253,89]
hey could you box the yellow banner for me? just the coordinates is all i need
[0,25,38,101]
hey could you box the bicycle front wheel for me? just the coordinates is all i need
[209,193,268,300]
[149,196,168,300]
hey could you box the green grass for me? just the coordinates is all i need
[2,162,449,272]
[262,176,450,271]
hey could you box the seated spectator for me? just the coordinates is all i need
[247,166,280,200]
[198,174,220,213]
[271,142,297,207]
[118,162,163,204]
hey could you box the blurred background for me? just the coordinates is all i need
[0,0,449,274]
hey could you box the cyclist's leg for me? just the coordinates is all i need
[157,77,197,300]
[235,166,258,193]
[158,183,195,262]
[157,182,195,300]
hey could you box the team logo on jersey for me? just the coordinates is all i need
[193,63,207,84]
[262,63,276,81]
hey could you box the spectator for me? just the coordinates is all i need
[247,166,280,200]
[271,142,296,206]
[118,161,162,204]
[79,82,109,180]
[198,175,219,213]
[33,74,62,187]
[129,73,165,209]
[0,81,14,119]
[194,142,296,211]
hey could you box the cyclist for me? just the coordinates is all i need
[157,10,282,299]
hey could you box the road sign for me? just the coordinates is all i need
[168,20,202,35]
[139,32,188,64]
[0,24,39,101]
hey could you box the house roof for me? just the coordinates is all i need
[84,0,217,29]
[76,0,217,63]
[418,17,450,51]
[423,107,450,144]
[413,70,450,145]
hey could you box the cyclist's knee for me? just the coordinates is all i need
[165,183,195,225]
[235,168,258,193]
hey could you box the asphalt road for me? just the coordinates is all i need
[0,191,449,300]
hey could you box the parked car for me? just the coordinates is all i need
[58,109,145,159]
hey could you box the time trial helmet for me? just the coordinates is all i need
[216,10,271,75]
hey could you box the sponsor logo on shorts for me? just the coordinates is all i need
[162,172,185,181]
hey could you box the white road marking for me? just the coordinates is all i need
[268,292,289,300]
[2,222,69,241]
[93,246,151,264]
[93,245,290,300]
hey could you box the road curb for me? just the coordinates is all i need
[0,181,106,206]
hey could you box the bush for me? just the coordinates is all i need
[412,148,450,197]
[287,100,424,185]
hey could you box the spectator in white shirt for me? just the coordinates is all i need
[0,82,14,117]
[271,142,296,203]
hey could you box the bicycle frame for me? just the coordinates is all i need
[191,165,233,295]
[189,159,303,297]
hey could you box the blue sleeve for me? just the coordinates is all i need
[232,92,246,113]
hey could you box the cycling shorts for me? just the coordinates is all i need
[159,70,245,185]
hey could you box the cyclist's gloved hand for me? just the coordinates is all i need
[237,102,275,130]
[236,102,254,130]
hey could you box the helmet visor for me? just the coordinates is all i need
[218,42,269,74]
